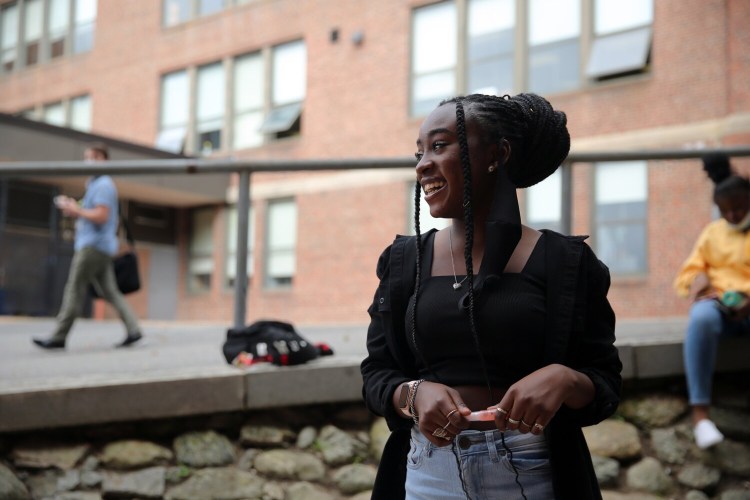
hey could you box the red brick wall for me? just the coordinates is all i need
[1,0,749,324]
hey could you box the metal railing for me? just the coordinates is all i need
[2,145,750,328]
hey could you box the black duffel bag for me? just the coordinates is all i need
[222,320,333,366]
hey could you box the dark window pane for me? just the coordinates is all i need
[596,222,647,274]
[50,38,65,58]
[6,183,53,229]
[25,42,39,66]
[529,39,579,95]
[197,129,221,155]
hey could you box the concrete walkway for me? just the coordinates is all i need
[1,316,748,433]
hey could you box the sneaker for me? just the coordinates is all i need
[32,337,66,349]
[694,419,724,449]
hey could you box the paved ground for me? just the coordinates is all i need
[0,316,690,388]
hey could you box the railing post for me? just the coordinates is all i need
[233,169,251,329]
[560,160,572,235]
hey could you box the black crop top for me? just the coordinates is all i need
[405,231,547,388]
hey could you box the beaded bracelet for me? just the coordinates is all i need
[408,379,425,425]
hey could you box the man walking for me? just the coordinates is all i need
[33,143,142,349]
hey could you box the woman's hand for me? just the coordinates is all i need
[488,364,594,435]
[689,273,714,301]
[414,381,471,446]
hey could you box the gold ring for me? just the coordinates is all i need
[442,435,452,441]
[442,421,452,430]
[507,417,520,425]
[446,409,459,419]
[520,420,532,428]
[496,407,509,416]
[533,423,545,431]
[432,427,448,438]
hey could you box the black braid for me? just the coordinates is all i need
[411,181,422,355]
[454,100,493,401]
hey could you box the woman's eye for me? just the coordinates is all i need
[432,141,446,151]
[414,152,423,161]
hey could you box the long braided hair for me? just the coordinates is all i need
[411,93,570,500]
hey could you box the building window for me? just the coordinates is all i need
[409,0,652,116]
[157,70,188,153]
[410,2,456,117]
[163,0,190,26]
[196,62,225,155]
[31,94,91,130]
[467,0,514,96]
[225,205,255,288]
[1,3,19,72]
[188,207,214,293]
[69,94,91,131]
[0,0,95,74]
[527,0,580,95]
[72,0,95,54]
[23,0,42,66]
[265,199,296,288]
[594,161,648,275]
[157,40,306,155]
[586,0,652,80]
[233,52,263,149]
[407,181,450,235]
[162,0,230,27]
[42,101,65,125]
[48,0,69,59]
[525,169,562,233]
[259,40,306,138]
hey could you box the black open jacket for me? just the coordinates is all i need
[361,229,622,499]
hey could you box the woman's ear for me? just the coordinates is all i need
[498,138,512,167]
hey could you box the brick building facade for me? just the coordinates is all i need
[0,0,748,326]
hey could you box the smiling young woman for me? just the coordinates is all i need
[361,93,622,500]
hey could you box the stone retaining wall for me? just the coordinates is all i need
[1,373,749,500]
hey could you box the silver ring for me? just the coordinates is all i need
[446,409,459,419]
[533,423,545,431]
[432,427,448,438]
[507,417,520,425]
[496,407,509,416]
[520,420,532,428]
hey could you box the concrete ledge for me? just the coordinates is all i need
[243,356,364,409]
[0,368,245,433]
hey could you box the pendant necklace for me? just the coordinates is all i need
[448,227,468,290]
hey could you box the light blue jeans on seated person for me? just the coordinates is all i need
[685,299,750,406]
[405,425,555,500]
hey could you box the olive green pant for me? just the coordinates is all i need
[52,246,140,339]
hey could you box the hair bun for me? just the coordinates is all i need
[702,153,732,185]
[507,93,570,188]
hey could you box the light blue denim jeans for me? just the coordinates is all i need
[405,425,555,500]
[684,298,750,405]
